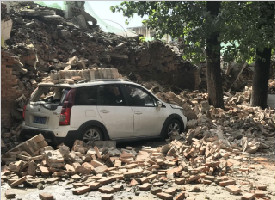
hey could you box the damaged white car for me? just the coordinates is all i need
[21,80,187,146]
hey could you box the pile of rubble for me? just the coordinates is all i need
[155,86,274,155]
[2,84,275,199]
[2,1,199,98]
[2,129,273,200]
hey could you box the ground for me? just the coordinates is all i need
[1,140,275,200]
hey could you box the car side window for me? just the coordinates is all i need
[97,85,126,106]
[75,86,97,105]
[123,85,156,107]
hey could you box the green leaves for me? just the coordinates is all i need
[111,1,275,64]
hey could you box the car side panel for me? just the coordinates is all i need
[70,105,103,129]
[96,105,134,139]
[132,106,169,137]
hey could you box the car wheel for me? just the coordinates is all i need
[163,119,182,139]
[81,126,104,145]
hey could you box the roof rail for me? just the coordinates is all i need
[76,79,129,84]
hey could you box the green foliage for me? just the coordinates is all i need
[111,1,275,64]
[35,1,47,7]
[139,36,146,43]
[35,1,62,10]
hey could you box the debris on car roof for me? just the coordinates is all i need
[44,68,123,84]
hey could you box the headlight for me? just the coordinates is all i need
[170,104,183,110]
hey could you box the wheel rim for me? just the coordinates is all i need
[83,128,101,144]
[168,122,180,135]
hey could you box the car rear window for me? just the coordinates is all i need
[31,86,71,104]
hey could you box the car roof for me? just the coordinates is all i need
[38,79,141,88]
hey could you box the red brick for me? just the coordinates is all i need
[39,192,54,200]
[175,192,187,200]
[10,177,26,187]
[219,180,236,186]
[138,183,151,191]
[156,192,173,200]
[225,185,242,195]
[5,190,16,198]
[241,193,255,200]
[89,182,102,190]
[256,185,267,191]
[72,186,90,195]
[255,190,267,197]
[175,178,185,185]
[102,194,114,200]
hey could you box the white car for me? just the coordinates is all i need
[21,80,187,146]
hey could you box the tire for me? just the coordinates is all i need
[79,125,104,146]
[161,118,183,140]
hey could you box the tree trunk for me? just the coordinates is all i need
[250,2,274,109]
[206,1,224,108]
[251,48,271,108]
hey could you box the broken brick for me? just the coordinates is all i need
[156,192,173,200]
[164,187,177,196]
[175,192,187,200]
[5,190,16,199]
[255,190,267,198]
[90,160,104,167]
[130,178,139,186]
[256,185,267,191]
[175,178,185,185]
[219,180,236,186]
[99,186,115,194]
[10,176,27,187]
[72,186,90,195]
[101,194,114,200]
[151,187,162,195]
[39,192,54,200]
[241,193,255,200]
[89,182,102,190]
[139,183,151,191]
[225,185,242,195]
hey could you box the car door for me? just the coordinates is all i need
[121,84,168,137]
[96,84,134,139]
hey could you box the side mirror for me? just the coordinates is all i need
[157,101,163,108]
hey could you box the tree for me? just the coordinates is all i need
[251,2,274,109]
[111,2,225,108]
[221,2,274,109]
[205,1,224,108]
[112,2,275,109]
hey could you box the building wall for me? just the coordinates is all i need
[1,51,22,128]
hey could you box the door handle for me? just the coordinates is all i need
[100,110,109,113]
[134,111,142,115]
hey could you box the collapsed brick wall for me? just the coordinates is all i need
[1,51,22,128]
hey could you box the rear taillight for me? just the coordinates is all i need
[22,105,27,119]
[59,89,76,125]
[59,107,71,125]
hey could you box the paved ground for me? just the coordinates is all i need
[1,152,275,200]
